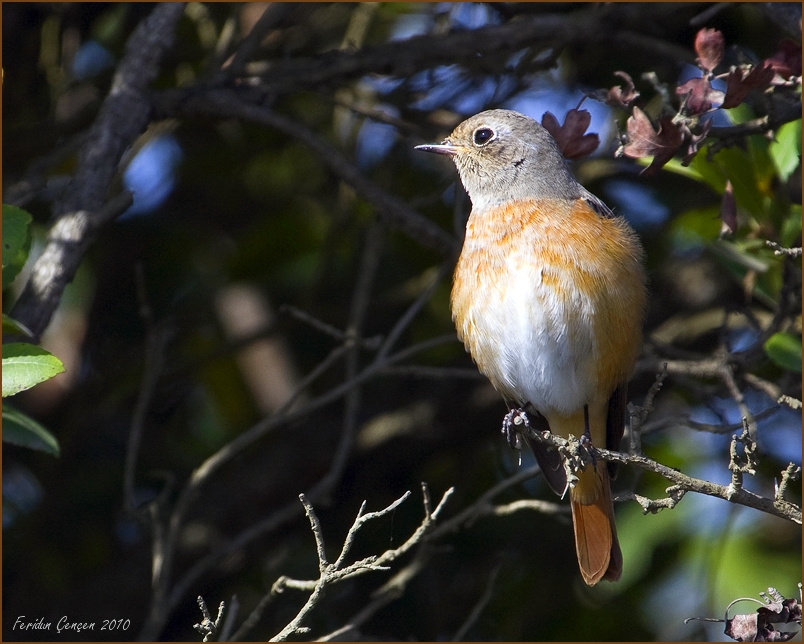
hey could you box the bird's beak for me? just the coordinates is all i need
[414,141,459,156]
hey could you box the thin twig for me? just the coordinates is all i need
[452,564,501,641]
[376,261,453,362]
[123,273,171,512]
[218,594,239,642]
[154,89,458,257]
[142,333,460,640]
[766,240,803,258]
[193,596,225,642]
[269,488,445,641]
[776,464,801,503]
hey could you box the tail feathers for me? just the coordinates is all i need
[569,463,622,586]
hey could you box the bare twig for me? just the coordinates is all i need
[377,365,484,380]
[778,395,802,410]
[376,261,453,362]
[452,564,501,641]
[214,4,303,82]
[720,363,757,441]
[628,364,668,455]
[727,422,758,498]
[3,132,86,207]
[776,464,802,504]
[640,404,779,436]
[194,596,225,642]
[522,427,801,524]
[123,274,172,512]
[153,89,458,257]
[615,487,687,515]
[317,548,433,642]
[766,240,803,258]
[690,3,732,27]
[229,591,274,642]
[138,332,460,640]
[221,5,694,94]
[279,304,382,349]
[269,488,446,641]
[218,594,239,642]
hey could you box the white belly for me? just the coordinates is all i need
[454,254,598,415]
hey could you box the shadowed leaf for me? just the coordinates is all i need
[541,108,600,159]
[694,28,724,73]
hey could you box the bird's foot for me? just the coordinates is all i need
[501,408,529,450]
[578,432,597,468]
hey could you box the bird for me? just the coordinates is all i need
[415,109,646,586]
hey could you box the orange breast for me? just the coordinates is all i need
[451,197,646,415]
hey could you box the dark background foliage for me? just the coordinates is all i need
[2,3,801,641]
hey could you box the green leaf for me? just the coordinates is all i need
[781,204,802,248]
[2,314,34,338]
[763,332,803,373]
[2,343,65,397]
[769,119,802,183]
[2,204,33,289]
[2,204,32,267]
[711,239,770,273]
[669,206,722,253]
[688,149,728,194]
[712,146,766,219]
[2,403,60,456]
[663,154,726,194]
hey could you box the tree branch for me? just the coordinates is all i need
[521,427,802,524]
[9,3,185,342]
[153,88,458,257]
[222,5,694,95]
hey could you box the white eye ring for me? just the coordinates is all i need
[473,127,495,146]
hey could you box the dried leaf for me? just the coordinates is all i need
[691,589,802,643]
[541,109,600,159]
[722,61,775,109]
[622,107,684,175]
[720,180,737,236]
[608,71,640,108]
[695,28,725,73]
[725,613,762,641]
[766,40,802,81]
[683,118,713,165]
[676,76,725,114]
[758,596,803,626]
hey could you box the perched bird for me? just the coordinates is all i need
[416,109,646,585]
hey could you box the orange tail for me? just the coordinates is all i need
[569,461,622,586]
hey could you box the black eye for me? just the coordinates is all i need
[473,127,494,146]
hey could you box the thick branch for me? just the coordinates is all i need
[228,5,694,95]
[9,3,185,342]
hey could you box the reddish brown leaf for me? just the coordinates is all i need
[683,118,713,165]
[676,76,725,115]
[622,107,684,175]
[541,108,600,159]
[757,595,803,626]
[695,28,725,73]
[765,40,802,80]
[608,71,640,108]
[725,612,798,642]
[720,180,737,237]
[725,613,762,641]
[722,61,776,109]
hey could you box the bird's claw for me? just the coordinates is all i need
[579,432,597,467]
[501,408,529,450]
